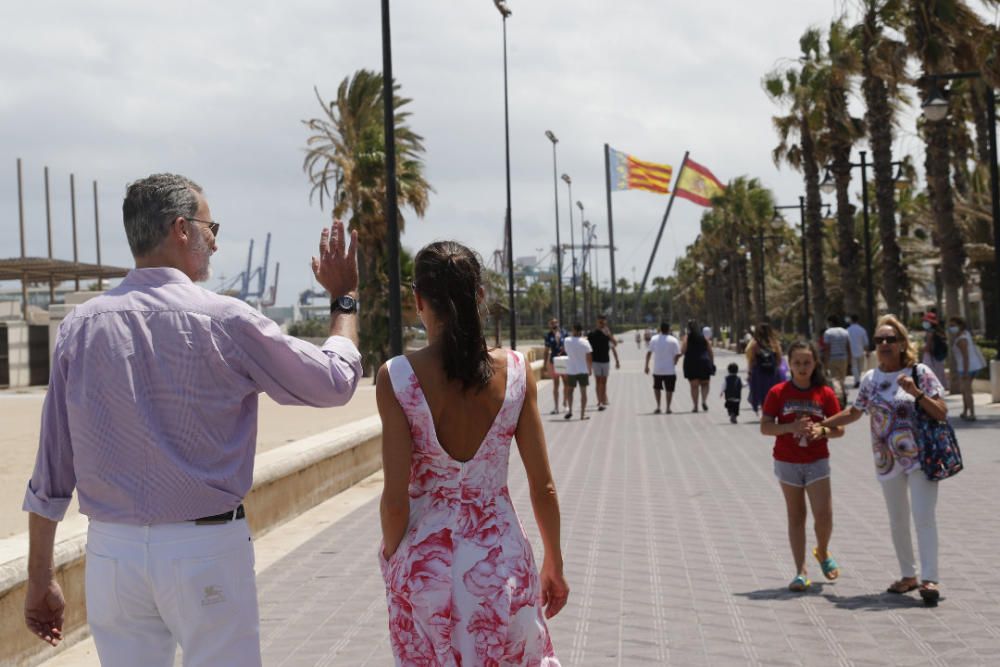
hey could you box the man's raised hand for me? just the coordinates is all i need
[311,220,359,298]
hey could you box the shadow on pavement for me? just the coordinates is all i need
[821,592,929,610]
[733,582,831,600]
[951,414,1000,431]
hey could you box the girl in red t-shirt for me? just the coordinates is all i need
[761,341,844,592]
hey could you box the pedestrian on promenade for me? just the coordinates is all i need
[721,362,743,423]
[587,315,620,411]
[846,314,870,388]
[563,322,593,420]
[702,324,713,342]
[22,174,362,665]
[760,341,844,592]
[376,241,567,665]
[948,316,987,422]
[821,315,851,405]
[635,330,641,349]
[819,315,948,605]
[920,312,948,388]
[544,317,568,414]
[746,322,782,415]
[681,320,714,412]
[644,321,681,414]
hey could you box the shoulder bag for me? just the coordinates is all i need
[910,366,963,481]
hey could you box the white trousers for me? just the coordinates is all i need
[85,518,262,667]
[879,472,939,583]
[852,355,866,382]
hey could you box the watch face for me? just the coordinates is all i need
[335,295,357,312]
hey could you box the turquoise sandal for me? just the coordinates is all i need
[788,575,811,592]
[813,548,839,581]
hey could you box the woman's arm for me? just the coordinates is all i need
[514,367,569,619]
[820,405,865,429]
[707,339,714,364]
[745,340,757,368]
[956,336,970,371]
[376,363,412,558]
[897,372,948,422]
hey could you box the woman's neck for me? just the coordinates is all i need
[791,377,811,390]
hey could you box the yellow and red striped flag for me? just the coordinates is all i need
[608,147,673,194]
[675,158,725,206]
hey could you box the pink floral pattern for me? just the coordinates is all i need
[380,350,560,666]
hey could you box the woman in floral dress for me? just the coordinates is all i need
[376,241,568,666]
[819,315,949,605]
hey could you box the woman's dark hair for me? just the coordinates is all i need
[413,241,493,391]
[753,322,778,351]
[786,340,826,387]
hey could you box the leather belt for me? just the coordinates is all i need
[193,504,246,525]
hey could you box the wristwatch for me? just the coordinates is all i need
[330,294,359,314]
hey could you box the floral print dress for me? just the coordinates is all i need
[379,350,560,666]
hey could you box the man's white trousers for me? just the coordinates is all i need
[85,518,262,667]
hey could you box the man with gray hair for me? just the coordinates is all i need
[23,174,362,666]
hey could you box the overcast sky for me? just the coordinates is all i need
[1,0,967,306]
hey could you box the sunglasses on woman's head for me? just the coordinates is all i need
[874,336,899,345]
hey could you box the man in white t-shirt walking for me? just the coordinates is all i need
[563,322,593,420]
[846,314,870,388]
[644,321,682,413]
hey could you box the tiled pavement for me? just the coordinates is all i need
[257,343,1000,666]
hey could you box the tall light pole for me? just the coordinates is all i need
[380,0,402,355]
[775,198,811,338]
[922,72,999,340]
[820,151,905,335]
[577,201,586,322]
[561,173,577,322]
[545,130,564,325]
[494,0,516,348]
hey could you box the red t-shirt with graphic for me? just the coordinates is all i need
[762,381,842,463]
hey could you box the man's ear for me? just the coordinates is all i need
[171,217,188,243]
[414,291,424,313]
[476,285,485,303]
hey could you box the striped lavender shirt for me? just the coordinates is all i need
[23,267,362,525]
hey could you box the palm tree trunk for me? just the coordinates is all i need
[924,116,966,318]
[832,148,862,316]
[800,117,827,335]
[861,8,906,317]
[749,232,765,322]
[969,81,992,165]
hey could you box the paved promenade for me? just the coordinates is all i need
[252,344,1000,666]
[40,341,1000,666]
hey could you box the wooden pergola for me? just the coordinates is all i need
[0,257,129,317]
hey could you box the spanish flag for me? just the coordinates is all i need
[675,158,725,206]
[608,147,673,194]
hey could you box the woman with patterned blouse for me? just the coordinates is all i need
[819,315,949,605]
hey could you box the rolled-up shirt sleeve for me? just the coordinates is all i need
[226,310,363,407]
[23,337,76,521]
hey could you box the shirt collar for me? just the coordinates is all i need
[121,267,195,288]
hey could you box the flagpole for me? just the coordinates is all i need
[603,143,618,323]
[633,150,689,323]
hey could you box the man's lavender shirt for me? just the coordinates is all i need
[23,267,363,525]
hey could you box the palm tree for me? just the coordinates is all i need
[904,0,988,319]
[303,70,432,372]
[855,0,909,316]
[765,31,829,335]
[817,19,866,317]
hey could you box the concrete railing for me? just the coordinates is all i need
[0,359,544,666]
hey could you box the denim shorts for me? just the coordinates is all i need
[773,458,831,487]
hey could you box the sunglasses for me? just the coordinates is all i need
[873,335,899,345]
[189,218,220,237]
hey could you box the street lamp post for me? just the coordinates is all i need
[561,173,577,322]
[921,72,999,338]
[494,0,516,349]
[577,201,586,322]
[545,130,564,325]
[380,0,403,356]
[820,151,906,335]
[774,198,811,338]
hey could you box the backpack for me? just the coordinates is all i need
[755,347,776,373]
[931,332,948,362]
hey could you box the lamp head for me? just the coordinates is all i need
[493,0,512,18]
[576,201,583,211]
[545,130,558,143]
[561,173,571,185]
[921,81,949,122]
[819,167,835,195]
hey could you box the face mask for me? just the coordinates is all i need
[948,325,959,334]
[922,321,932,330]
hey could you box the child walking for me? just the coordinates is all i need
[760,341,845,592]
[721,362,743,423]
